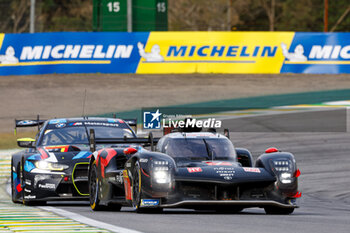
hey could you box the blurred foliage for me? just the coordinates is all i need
[0,0,349,32]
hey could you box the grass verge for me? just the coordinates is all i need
[0,131,36,149]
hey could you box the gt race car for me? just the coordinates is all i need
[88,129,301,214]
[11,117,136,205]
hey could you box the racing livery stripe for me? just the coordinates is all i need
[0,149,111,232]
[98,148,117,178]
[38,147,49,159]
[72,151,92,160]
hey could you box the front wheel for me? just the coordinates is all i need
[264,207,294,215]
[11,158,20,203]
[132,162,142,212]
[132,161,162,213]
[89,161,104,211]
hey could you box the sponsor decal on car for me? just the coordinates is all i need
[55,123,66,128]
[214,167,235,179]
[139,158,148,163]
[140,199,160,207]
[84,122,119,127]
[49,119,67,124]
[24,188,31,193]
[206,162,232,166]
[187,167,202,173]
[25,179,31,185]
[243,167,261,173]
[38,183,56,189]
[24,195,36,199]
[68,122,83,126]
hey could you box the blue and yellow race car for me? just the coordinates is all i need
[11,117,136,205]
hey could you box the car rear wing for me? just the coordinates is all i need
[14,115,46,135]
[15,119,46,128]
[89,129,159,152]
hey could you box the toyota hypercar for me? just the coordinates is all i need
[88,130,301,214]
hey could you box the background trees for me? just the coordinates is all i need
[0,0,348,33]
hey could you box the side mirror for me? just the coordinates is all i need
[224,129,230,139]
[17,138,36,148]
[124,147,138,155]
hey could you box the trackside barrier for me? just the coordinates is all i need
[0,32,349,75]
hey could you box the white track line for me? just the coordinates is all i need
[39,206,143,233]
[5,177,142,233]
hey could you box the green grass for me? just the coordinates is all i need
[0,132,36,149]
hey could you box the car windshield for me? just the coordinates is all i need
[165,138,236,161]
[40,126,134,146]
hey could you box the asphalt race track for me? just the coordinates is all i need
[41,110,350,233]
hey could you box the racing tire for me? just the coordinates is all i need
[264,207,294,215]
[132,161,162,213]
[89,161,104,211]
[132,161,142,212]
[11,158,20,203]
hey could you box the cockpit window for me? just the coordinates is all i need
[165,138,236,161]
[40,125,135,146]
[41,127,87,146]
[86,127,134,139]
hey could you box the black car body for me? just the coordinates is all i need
[88,131,301,214]
[11,117,136,205]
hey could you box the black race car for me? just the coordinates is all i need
[11,117,136,205]
[88,130,301,214]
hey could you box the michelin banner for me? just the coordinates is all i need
[0,32,349,75]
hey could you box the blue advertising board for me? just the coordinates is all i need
[0,32,349,75]
[0,32,149,75]
[281,33,350,74]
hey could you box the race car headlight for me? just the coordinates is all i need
[272,159,292,172]
[153,170,170,183]
[152,160,171,183]
[280,172,293,184]
[34,161,69,171]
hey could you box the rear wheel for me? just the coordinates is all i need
[89,161,104,211]
[264,207,294,215]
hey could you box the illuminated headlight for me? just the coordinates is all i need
[34,161,69,171]
[272,159,292,172]
[153,170,170,184]
[154,166,168,171]
[280,172,292,184]
[154,160,168,165]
